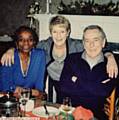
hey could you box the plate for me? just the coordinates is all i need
[32,106,60,118]
[20,99,34,112]
[59,105,75,114]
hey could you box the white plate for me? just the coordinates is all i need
[20,99,34,112]
[32,106,60,118]
[59,105,75,114]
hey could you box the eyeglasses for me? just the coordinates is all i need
[18,37,34,42]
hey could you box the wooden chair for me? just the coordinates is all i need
[107,88,116,120]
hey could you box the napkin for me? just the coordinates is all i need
[20,99,34,112]
[72,106,94,120]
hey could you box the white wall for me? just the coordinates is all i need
[33,14,119,43]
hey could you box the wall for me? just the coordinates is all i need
[0,0,119,43]
[33,14,119,43]
[0,0,34,36]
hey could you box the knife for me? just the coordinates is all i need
[43,104,49,115]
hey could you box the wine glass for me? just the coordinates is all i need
[63,97,72,106]
[48,113,57,120]
[62,97,72,112]
[58,97,72,120]
[20,88,31,116]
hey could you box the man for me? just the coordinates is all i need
[60,25,117,119]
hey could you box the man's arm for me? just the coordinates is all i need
[0,39,45,66]
[104,52,118,78]
[77,38,118,78]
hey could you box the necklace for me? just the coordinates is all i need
[19,53,30,76]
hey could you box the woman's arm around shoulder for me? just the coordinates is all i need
[1,48,15,66]
[104,52,118,78]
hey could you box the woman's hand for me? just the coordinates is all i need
[106,53,118,78]
[14,86,24,97]
[1,48,14,66]
[31,89,46,99]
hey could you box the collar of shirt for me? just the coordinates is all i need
[81,51,104,69]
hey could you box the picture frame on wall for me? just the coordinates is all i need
[40,0,119,16]
[30,0,119,16]
[57,0,119,16]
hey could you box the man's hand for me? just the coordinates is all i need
[1,48,14,66]
[106,53,118,78]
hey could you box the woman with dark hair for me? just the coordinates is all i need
[0,26,46,97]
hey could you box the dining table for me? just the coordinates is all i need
[0,92,71,119]
[24,97,75,120]
[0,93,97,120]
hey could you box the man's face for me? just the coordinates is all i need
[51,24,69,47]
[83,29,105,58]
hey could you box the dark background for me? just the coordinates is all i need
[0,0,119,36]
[0,0,34,36]
[0,0,34,58]
[0,0,119,58]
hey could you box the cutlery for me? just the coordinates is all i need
[43,104,49,115]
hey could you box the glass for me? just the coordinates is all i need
[62,97,72,112]
[20,88,31,116]
[59,97,73,120]
[21,88,31,101]
[48,113,57,120]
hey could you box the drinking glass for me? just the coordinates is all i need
[62,97,72,112]
[48,113,57,120]
[20,88,31,116]
[21,88,30,100]
[59,97,72,120]
[63,97,72,106]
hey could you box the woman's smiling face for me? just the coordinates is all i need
[17,31,34,53]
[51,24,70,47]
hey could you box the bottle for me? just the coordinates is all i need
[58,112,74,120]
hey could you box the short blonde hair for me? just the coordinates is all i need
[49,15,71,33]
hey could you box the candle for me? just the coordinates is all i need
[49,0,52,4]
[46,0,51,14]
